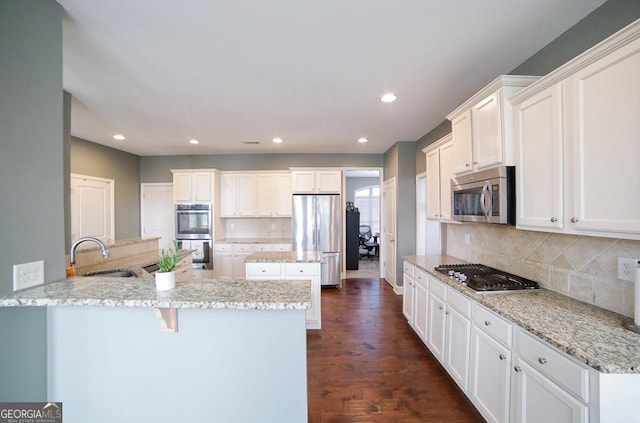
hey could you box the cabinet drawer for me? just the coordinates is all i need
[472,303,512,347]
[284,263,320,276]
[517,329,589,402]
[272,243,292,251]
[447,287,471,318]
[252,244,274,252]
[215,243,233,252]
[429,276,447,301]
[403,261,415,277]
[415,269,428,288]
[245,263,282,277]
[234,244,254,252]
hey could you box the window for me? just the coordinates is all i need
[354,186,380,234]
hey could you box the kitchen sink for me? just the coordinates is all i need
[83,269,138,278]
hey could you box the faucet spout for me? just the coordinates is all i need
[70,237,110,267]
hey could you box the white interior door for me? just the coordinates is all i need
[70,174,114,245]
[383,178,397,286]
[141,183,174,251]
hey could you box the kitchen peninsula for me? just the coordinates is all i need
[0,276,311,423]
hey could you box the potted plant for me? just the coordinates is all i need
[156,243,180,291]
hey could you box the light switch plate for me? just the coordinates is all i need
[13,260,45,291]
[617,257,637,281]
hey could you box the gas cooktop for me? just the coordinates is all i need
[434,264,540,293]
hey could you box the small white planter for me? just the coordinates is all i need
[155,271,176,291]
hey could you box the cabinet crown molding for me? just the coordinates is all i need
[446,75,540,120]
[170,169,218,173]
[422,133,453,153]
[511,18,640,104]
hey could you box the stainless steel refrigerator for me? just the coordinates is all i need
[291,194,341,287]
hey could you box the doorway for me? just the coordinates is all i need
[70,173,114,245]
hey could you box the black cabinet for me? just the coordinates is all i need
[345,211,360,270]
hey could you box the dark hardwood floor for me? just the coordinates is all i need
[307,278,484,423]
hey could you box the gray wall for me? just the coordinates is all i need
[141,154,384,183]
[345,177,379,203]
[413,0,640,164]
[0,0,63,401]
[70,137,141,243]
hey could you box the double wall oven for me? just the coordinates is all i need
[175,204,212,269]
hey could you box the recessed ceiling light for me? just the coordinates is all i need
[189,139,199,145]
[113,134,126,140]
[272,137,283,144]
[380,93,397,103]
[358,138,368,143]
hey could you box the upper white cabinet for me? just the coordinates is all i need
[220,173,258,217]
[423,134,454,221]
[447,75,540,175]
[172,170,214,203]
[512,20,640,240]
[257,173,292,217]
[291,169,341,194]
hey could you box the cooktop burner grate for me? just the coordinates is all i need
[434,264,540,292]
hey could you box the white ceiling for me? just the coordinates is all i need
[59,0,606,156]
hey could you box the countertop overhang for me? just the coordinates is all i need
[244,251,324,263]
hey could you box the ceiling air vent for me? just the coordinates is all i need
[243,141,261,145]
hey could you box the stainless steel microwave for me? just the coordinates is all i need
[451,166,515,225]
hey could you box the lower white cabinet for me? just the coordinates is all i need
[402,262,415,322]
[444,288,472,392]
[245,261,321,330]
[427,277,447,363]
[215,243,292,279]
[413,270,429,341]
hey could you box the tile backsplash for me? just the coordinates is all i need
[446,224,640,318]
[222,218,291,239]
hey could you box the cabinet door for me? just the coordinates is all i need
[515,84,564,230]
[445,307,471,392]
[469,327,512,423]
[568,37,640,236]
[236,174,258,216]
[425,148,441,220]
[511,358,588,423]
[402,274,414,322]
[274,173,292,216]
[315,171,341,193]
[427,294,446,362]
[452,111,473,174]
[192,172,212,202]
[220,174,237,217]
[413,271,429,342]
[291,171,316,193]
[472,91,503,169]
[214,252,233,279]
[173,173,193,202]
[439,141,455,220]
[232,251,251,279]
[284,263,321,329]
[257,174,275,217]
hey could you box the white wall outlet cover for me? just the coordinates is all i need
[13,260,45,291]
[617,256,636,281]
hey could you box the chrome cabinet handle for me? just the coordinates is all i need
[571,217,579,223]
[484,320,491,326]
[472,161,478,165]
[439,305,444,310]
[550,217,558,222]
[538,357,547,365]
[445,311,450,315]
[465,163,471,167]
[514,366,522,372]
[499,354,506,360]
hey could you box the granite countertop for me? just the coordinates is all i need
[216,238,292,244]
[404,255,640,374]
[245,251,324,263]
[0,277,311,310]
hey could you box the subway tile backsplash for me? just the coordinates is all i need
[446,224,640,318]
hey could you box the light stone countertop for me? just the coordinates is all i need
[0,277,311,310]
[244,251,324,263]
[215,238,292,244]
[404,255,640,374]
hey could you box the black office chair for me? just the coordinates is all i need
[359,225,375,260]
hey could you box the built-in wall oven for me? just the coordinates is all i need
[451,166,515,225]
[175,204,212,269]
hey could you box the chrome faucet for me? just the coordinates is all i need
[70,237,110,267]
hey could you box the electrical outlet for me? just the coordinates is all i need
[271,223,277,230]
[617,257,637,281]
[13,260,45,291]
[464,234,471,245]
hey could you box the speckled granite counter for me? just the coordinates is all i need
[0,277,311,310]
[216,238,292,244]
[404,255,640,374]
[245,251,323,263]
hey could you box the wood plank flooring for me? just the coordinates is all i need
[307,278,484,423]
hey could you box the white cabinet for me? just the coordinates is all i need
[291,170,341,194]
[220,173,258,217]
[444,288,471,392]
[413,269,429,342]
[512,23,640,240]
[214,243,252,279]
[172,170,213,203]
[447,76,539,175]
[469,304,513,423]
[424,135,454,221]
[402,262,415,322]
[427,277,447,363]
[245,261,322,330]
[257,173,292,217]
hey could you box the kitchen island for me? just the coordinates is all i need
[0,276,311,423]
